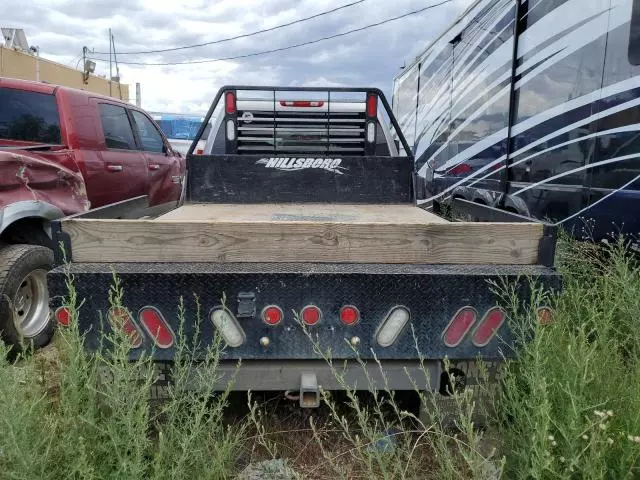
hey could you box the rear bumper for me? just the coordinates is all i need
[153,359,441,392]
[48,262,560,363]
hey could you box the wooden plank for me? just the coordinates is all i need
[62,218,543,264]
[155,203,450,224]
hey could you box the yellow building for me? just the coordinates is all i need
[0,30,129,100]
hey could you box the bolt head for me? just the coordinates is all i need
[350,336,360,347]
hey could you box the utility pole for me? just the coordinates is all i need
[108,28,112,97]
[34,46,40,82]
[111,32,123,100]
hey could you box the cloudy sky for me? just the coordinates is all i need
[1,0,473,114]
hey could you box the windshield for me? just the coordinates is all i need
[151,113,210,141]
[0,87,61,145]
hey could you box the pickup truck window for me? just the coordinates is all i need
[0,88,61,144]
[99,103,136,150]
[131,111,164,153]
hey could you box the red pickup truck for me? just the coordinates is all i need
[0,77,185,350]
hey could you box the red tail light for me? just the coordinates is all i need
[279,100,324,107]
[301,305,322,325]
[472,307,506,347]
[225,91,236,114]
[109,307,143,348]
[366,93,377,117]
[340,305,360,325]
[448,163,472,176]
[443,307,477,347]
[537,306,553,326]
[138,307,174,349]
[55,306,71,326]
[262,305,283,325]
[196,148,204,155]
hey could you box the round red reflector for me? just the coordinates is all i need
[55,306,70,326]
[537,306,553,326]
[262,305,283,325]
[301,305,321,325]
[340,305,359,325]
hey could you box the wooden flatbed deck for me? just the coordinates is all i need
[155,203,450,224]
[60,203,543,264]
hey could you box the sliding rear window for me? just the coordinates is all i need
[0,88,61,144]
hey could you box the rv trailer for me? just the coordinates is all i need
[393,0,640,245]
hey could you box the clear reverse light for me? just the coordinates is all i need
[211,308,245,347]
[226,120,236,141]
[366,122,375,143]
[376,306,410,347]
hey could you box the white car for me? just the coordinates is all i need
[150,112,212,156]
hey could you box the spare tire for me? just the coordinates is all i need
[0,244,54,349]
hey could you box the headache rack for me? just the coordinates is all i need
[236,102,367,155]
[190,86,411,158]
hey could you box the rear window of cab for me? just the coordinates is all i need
[0,87,61,144]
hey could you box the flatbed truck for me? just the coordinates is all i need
[47,87,560,405]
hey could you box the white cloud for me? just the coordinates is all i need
[1,0,473,112]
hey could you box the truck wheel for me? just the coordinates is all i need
[0,244,54,350]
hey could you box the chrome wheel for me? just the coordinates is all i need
[13,269,50,338]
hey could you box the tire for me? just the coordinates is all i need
[0,244,55,350]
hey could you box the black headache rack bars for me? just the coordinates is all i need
[186,86,414,159]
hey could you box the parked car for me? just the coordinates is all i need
[150,112,211,156]
[0,77,185,349]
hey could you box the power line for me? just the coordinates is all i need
[89,0,455,66]
[92,0,367,55]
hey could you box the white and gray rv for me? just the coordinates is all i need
[393,0,640,243]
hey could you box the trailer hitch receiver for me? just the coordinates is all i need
[300,373,320,408]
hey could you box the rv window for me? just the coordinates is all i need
[629,0,640,65]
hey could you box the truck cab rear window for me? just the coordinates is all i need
[0,88,61,144]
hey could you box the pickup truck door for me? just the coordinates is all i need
[129,110,183,206]
[90,102,149,208]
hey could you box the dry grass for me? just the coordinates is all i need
[1,237,639,479]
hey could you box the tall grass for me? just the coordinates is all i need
[1,238,639,479]
[0,273,244,480]
[492,238,640,479]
